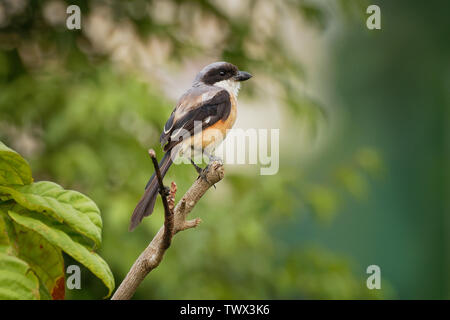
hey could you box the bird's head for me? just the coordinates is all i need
[194,62,252,96]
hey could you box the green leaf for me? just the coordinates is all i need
[0,252,40,300]
[0,141,33,186]
[0,194,12,201]
[0,214,11,253]
[0,205,64,299]
[0,181,102,247]
[0,209,16,254]
[38,280,53,300]
[12,224,66,299]
[7,208,114,298]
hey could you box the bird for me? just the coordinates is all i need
[129,62,252,231]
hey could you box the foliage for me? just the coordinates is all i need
[0,141,113,299]
[0,0,388,299]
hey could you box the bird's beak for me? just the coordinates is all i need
[235,71,252,81]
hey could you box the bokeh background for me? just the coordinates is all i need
[0,0,448,299]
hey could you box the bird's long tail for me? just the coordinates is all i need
[129,151,173,231]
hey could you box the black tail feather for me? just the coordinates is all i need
[129,151,173,231]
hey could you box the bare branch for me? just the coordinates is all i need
[148,149,174,249]
[162,181,176,249]
[180,217,202,231]
[111,159,224,300]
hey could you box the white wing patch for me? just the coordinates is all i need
[201,91,218,103]
[170,125,185,140]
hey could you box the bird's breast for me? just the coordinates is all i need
[200,94,237,149]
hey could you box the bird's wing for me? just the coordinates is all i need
[160,87,231,152]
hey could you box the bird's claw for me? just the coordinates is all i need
[208,155,223,165]
[198,168,210,184]
[193,155,222,188]
[197,166,217,189]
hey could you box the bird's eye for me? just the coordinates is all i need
[219,71,225,76]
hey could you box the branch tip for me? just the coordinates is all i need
[148,149,156,158]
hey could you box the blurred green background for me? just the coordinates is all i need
[0,0,448,299]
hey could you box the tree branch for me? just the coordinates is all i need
[111,153,224,300]
[148,149,174,250]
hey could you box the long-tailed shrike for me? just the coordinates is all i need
[129,62,252,231]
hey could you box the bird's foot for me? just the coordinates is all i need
[197,162,220,189]
[208,155,223,165]
[198,168,211,186]
[193,155,222,188]
[190,158,203,175]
